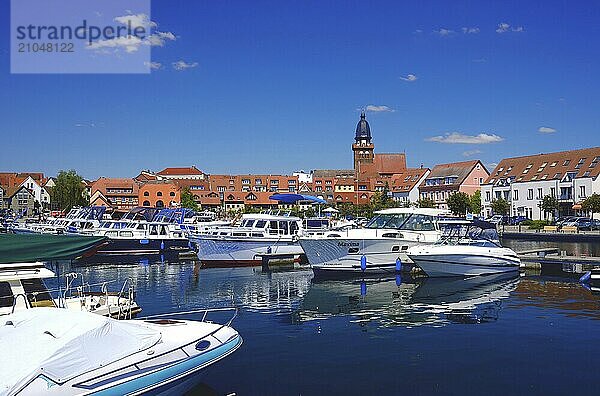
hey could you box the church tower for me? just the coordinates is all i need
[352,111,375,172]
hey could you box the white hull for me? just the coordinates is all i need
[193,237,303,265]
[299,237,427,274]
[409,250,520,277]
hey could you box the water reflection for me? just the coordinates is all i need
[510,277,600,320]
[298,273,520,328]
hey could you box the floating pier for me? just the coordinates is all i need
[517,247,600,270]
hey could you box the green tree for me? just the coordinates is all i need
[582,193,600,217]
[446,192,471,216]
[469,190,482,215]
[180,187,199,211]
[539,194,559,220]
[52,170,88,212]
[490,198,510,216]
[417,198,436,208]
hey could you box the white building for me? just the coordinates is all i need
[482,147,600,220]
[20,175,51,209]
[391,168,431,205]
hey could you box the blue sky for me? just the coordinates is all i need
[2,0,600,179]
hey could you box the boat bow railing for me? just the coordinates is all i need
[140,306,238,327]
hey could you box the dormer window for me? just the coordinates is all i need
[575,158,586,169]
[550,162,557,167]
[563,160,571,166]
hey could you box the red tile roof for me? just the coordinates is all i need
[373,153,407,174]
[485,147,600,184]
[390,168,429,192]
[157,166,204,176]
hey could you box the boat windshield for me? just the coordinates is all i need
[364,213,437,231]
[438,222,500,247]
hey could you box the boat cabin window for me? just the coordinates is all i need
[290,221,299,235]
[159,225,168,235]
[365,214,409,229]
[21,279,54,307]
[255,220,267,229]
[279,221,290,235]
[400,214,436,231]
[365,213,437,231]
[0,281,14,308]
[137,223,146,230]
[242,219,255,228]
[305,219,329,229]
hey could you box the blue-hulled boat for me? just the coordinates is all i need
[0,307,242,395]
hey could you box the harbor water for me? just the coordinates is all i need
[45,240,599,395]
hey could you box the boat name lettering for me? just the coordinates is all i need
[337,242,359,247]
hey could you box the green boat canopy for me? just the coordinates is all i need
[0,234,107,264]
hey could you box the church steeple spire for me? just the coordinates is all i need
[355,110,372,143]
[352,111,375,172]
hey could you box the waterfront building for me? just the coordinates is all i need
[306,112,417,205]
[0,172,51,209]
[481,147,600,220]
[0,185,4,209]
[4,185,35,214]
[139,181,180,208]
[19,175,51,209]
[89,177,139,210]
[390,168,431,204]
[419,160,489,211]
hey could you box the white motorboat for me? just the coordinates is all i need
[0,262,140,318]
[0,307,242,395]
[407,219,521,277]
[299,208,449,275]
[190,213,304,266]
[10,207,107,235]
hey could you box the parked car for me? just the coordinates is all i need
[508,216,530,225]
[554,216,576,227]
[560,217,597,231]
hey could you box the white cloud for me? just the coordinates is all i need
[413,29,423,34]
[87,14,176,54]
[365,105,394,113]
[399,74,418,82]
[172,60,198,71]
[87,35,143,53]
[434,28,454,36]
[496,23,510,33]
[472,58,487,63]
[462,27,480,34]
[146,31,176,47]
[538,126,557,133]
[426,132,504,144]
[463,149,483,157]
[114,13,156,29]
[496,22,524,33]
[144,61,162,70]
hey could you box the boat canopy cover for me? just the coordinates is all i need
[0,234,107,264]
[269,194,327,204]
[0,308,161,394]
